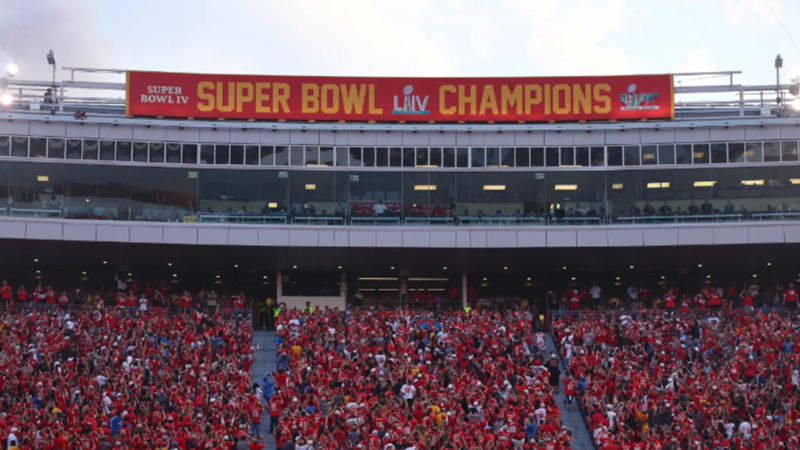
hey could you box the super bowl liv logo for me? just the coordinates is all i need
[621,84,660,111]
[393,85,430,115]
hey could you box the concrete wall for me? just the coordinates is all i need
[1,216,799,248]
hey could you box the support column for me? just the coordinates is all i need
[399,269,409,307]
[276,270,283,305]
[461,271,468,310]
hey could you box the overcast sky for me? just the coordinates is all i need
[1,0,799,88]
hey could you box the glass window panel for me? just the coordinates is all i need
[30,138,47,158]
[245,145,259,165]
[116,141,132,162]
[199,144,214,164]
[214,145,230,165]
[456,148,469,167]
[376,147,389,167]
[658,145,675,165]
[65,165,99,218]
[486,148,499,167]
[349,147,362,167]
[708,167,743,217]
[576,147,589,167]
[348,171,401,216]
[10,162,65,213]
[275,146,289,166]
[82,140,99,160]
[289,171,335,219]
[163,168,197,222]
[230,145,244,165]
[133,142,148,162]
[764,141,781,162]
[728,142,745,163]
[624,146,640,166]
[471,148,485,168]
[591,147,604,166]
[148,142,164,163]
[167,142,181,164]
[607,146,623,166]
[363,147,375,167]
[166,143,181,163]
[746,142,763,163]
[97,166,131,221]
[545,147,559,167]
[640,145,657,165]
[675,144,692,165]
[676,169,713,217]
[336,147,348,167]
[198,170,229,214]
[443,148,456,167]
[260,171,289,214]
[430,147,442,167]
[11,137,28,157]
[692,144,709,164]
[390,148,402,167]
[515,148,530,167]
[305,146,319,166]
[560,147,575,166]
[49,138,66,159]
[130,167,165,221]
[0,136,9,157]
[501,147,514,167]
[531,147,544,167]
[544,171,601,221]
[290,146,304,166]
[260,146,275,166]
[743,166,782,216]
[416,147,429,167]
[320,146,334,167]
[182,144,198,164]
[782,141,799,162]
[711,143,727,164]
[66,139,82,160]
[442,147,456,167]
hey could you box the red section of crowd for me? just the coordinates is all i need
[273,307,571,450]
[553,308,800,450]
[0,300,262,450]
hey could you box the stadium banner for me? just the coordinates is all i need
[126,71,674,122]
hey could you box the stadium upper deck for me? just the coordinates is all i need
[0,66,799,249]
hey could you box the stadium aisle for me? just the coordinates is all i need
[545,333,595,450]
[252,330,278,450]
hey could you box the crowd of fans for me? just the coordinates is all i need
[0,278,265,450]
[271,306,572,450]
[553,304,800,450]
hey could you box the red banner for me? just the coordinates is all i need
[126,71,674,123]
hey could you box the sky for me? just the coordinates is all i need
[0,0,799,91]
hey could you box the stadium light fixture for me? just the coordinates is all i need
[234,264,239,268]
[102,261,107,264]
[698,264,703,267]
[562,266,567,270]
[263,275,267,279]
[0,91,12,106]
[629,265,634,269]
[443,266,447,270]
[338,266,342,270]
[293,265,297,269]
[571,277,576,281]
[46,50,56,91]
[5,63,17,76]
[768,262,772,266]
[34,258,39,262]
[36,270,40,274]
[168,262,172,266]
[82,271,87,275]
